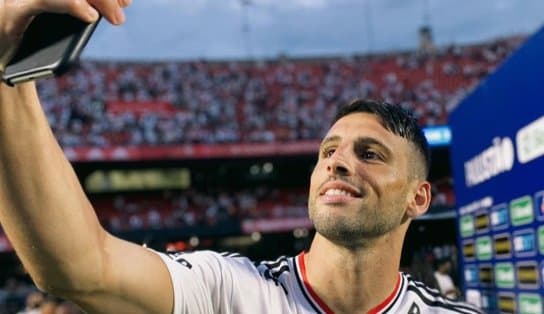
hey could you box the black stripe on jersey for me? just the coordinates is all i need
[270,265,290,278]
[408,279,483,313]
[263,257,290,276]
[265,256,289,269]
[406,285,484,314]
[255,256,291,295]
[293,258,323,314]
[405,275,464,303]
[410,279,443,297]
[258,256,291,277]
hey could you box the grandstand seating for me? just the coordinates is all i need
[88,187,308,233]
[38,36,525,147]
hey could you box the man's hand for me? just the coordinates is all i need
[0,0,130,72]
[0,2,175,313]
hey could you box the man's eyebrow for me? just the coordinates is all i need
[354,137,393,156]
[319,135,341,149]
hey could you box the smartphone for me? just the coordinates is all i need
[2,13,101,86]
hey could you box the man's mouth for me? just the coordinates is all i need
[323,188,357,197]
[319,181,362,197]
[318,181,363,204]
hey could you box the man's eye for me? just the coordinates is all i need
[322,147,335,158]
[362,151,380,160]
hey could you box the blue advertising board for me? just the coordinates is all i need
[450,26,544,314]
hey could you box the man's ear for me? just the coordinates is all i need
[406,180,431,219]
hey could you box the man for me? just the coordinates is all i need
[434,258,461,300]
[0,1,483,313]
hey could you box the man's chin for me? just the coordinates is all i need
[312,217,362,242]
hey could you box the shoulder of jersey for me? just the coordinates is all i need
[403,273,485,314]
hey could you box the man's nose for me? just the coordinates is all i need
[326,149,350,176]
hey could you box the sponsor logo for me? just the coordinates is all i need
[463,240,475,260]
[495,262,515,288]
[499,293,516,314]
[491,203,509,230]
[516,262,539,288]
[423,126,451,147]
[479,264,494,286]
[510,195,534,226]
[459,196,493,215]
[535,190,544,221]
[493,233,512,258]
[539,226,544,255]
[464,137,515,187]
[464,264,479,286]
[475,210,489,233]
[516,115,544,164]
[513,229,536,257]
[518,293,543,314]
[460,215,474,237]
[476,236,493,260]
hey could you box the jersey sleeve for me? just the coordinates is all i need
[153,250,290,314]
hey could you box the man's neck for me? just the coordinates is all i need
[304,233,404,314]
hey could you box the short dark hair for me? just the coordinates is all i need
[333,99,430,179]
[435,257,452,269]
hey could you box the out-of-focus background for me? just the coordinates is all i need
[1,1,543,313]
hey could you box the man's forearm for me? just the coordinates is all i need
[0,82,106,293]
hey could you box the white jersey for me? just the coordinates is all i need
[156,250,484,314]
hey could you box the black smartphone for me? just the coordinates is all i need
[2,13,101,86]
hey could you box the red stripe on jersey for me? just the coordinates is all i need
[297,253,335,314]
[367,272,401,314]
[297,253,402,314]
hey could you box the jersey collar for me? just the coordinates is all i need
[295,252,403,314]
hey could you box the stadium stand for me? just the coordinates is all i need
[38,36,524,147]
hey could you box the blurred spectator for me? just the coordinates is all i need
[434,257,461,300]
[16,291,43,314]
[408,250,438,290]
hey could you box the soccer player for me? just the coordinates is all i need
[0,1,483,313]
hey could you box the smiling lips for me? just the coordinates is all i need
[319,181,362,203]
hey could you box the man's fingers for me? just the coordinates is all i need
[17,0,100,23]
[18,0,127,25]
[88,0,126,24]
[118,0,131,9]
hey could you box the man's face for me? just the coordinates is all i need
[441,261,452,273]
[308,112,417,246]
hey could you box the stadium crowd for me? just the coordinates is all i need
[90,186,309,232]
[39,36,524,148]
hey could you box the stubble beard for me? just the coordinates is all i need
[308,197,405,248]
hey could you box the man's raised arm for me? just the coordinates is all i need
[0,1,173,313]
